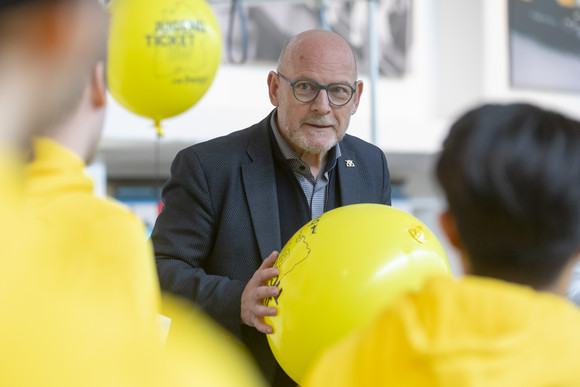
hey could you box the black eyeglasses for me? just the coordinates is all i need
[277,72,356,107]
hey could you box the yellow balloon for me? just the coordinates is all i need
[107,0,221,134]
[264,203,451,384]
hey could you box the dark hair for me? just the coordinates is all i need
[0,0,59,10]
[436,103,580,289]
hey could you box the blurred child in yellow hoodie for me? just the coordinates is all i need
[0,1,268,385]
[26,59,162,344]
[304,103,580,387]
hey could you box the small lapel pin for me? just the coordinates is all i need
[345,160,355,168]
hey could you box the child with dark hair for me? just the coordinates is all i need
[304,103,580,386]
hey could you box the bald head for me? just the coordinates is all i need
[277,30,358,80]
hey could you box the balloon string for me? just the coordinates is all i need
[154,121,163,202]
[154,131,162,202]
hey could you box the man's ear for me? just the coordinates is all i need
[350,80,363,115]
[91,61,107,109]
[267,71,280,107]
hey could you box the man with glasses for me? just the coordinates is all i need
[151,29,392,387]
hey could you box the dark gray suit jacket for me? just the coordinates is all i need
[151,110,391,381]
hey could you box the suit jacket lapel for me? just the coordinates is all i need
[337,140,361,206]
[242,113,282,260]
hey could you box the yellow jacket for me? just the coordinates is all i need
[304,275,580,387]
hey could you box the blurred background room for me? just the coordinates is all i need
[95,0,580,277]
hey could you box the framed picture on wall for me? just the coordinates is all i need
[509,0,580,92]
[211,0,413,77]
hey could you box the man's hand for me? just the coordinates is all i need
[241,251,280,334]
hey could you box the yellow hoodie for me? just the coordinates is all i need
[304,275,580,387]
[0,137,165,385]
[5,138,268,386]
[25,137,161,337]
[0,142,33,309]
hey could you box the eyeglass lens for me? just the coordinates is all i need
[293,80,353,106]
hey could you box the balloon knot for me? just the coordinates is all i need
[154,121,164,137]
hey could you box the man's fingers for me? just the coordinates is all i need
[255,285,280,300]
[261,251,279,268]
[258,267,280,282]
[251,307,277,334]
[253,319,275,335]
[241,251,282,332]
[252,304,278,318]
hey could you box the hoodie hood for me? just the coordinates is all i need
[305,275,580,387]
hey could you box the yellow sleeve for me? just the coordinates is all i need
[84,202,161,339]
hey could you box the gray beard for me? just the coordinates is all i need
[291,133,338,155]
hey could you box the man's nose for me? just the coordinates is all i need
[310,89,332,114]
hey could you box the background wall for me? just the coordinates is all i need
[97,0,580,276]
